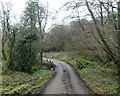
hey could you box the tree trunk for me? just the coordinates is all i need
[8,29,16,69]
[86,1,117,63]
[37,10,43,64]
[1,13,7,61]
[40,46,43,64]
[2,41,7,60]
[40,34,43,64]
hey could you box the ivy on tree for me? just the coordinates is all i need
[12,33,38,73]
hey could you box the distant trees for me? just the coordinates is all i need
[58,0,120,65]
[44,25,69,51]
[44,22,90,54]
[45,0,120,66]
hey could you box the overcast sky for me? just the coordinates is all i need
[0,0,74,31]
[0,0,94,32]
[0,0,117,24]
[1,0,71,22]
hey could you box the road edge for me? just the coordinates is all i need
[64,61,96,95]
[32,69,57,94]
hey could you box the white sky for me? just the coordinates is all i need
[0,0,94,32]
[0,0,73,31]
[1,0,71,21]
[0,0,117,24]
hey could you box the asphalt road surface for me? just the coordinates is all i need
[44,58,94,95]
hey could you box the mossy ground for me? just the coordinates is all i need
[2,61,54,94]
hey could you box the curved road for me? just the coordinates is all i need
[44,58,94,95]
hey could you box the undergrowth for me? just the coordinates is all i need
[2,61,54,94]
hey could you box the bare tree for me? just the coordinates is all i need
[36,2,48,63]
[86,1,117,61]
[1,2,12,61]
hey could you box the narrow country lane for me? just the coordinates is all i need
[44,58,94,95]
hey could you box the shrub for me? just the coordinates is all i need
[11,33,38,73]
